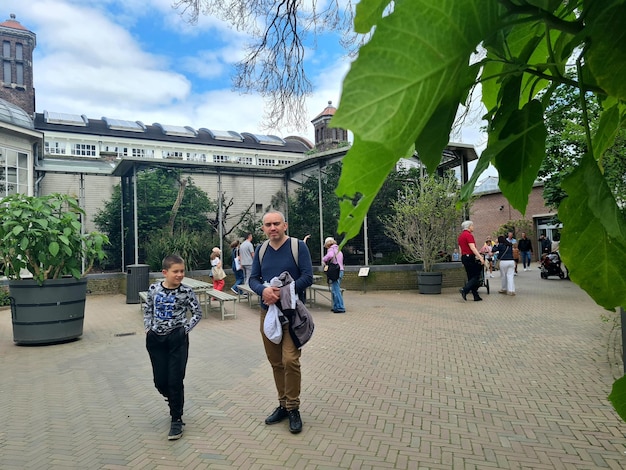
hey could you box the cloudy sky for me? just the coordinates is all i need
[4,0,487,153]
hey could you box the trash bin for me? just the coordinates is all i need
[126,264,150,304]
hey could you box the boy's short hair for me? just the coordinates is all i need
[162,254,185,270]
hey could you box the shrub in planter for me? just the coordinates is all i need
[384,174,464,293]
[0,193,109,344]
[0,193,108,283]
[384,174,463,272]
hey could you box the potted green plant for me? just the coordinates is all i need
[0,193,109,344]
[384,173,463,294]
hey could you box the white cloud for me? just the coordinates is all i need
[1,0,488,153]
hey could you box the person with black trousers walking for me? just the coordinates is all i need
[144,254,203,440]
[458,220,486,301]
[517,232,533,271]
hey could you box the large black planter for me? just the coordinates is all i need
[417,271,443,294]
[9,278,87,345]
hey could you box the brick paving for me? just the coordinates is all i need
[0,269,625,469]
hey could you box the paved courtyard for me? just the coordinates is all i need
[0,270,624,469]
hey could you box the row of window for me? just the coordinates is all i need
[44,141,295,166]
[2,41,23,60]
[1,41,25,86]
[2,60,24,86]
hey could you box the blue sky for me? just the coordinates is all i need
[4,0,488,158]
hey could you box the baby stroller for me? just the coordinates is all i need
[540,251,565,279]
[477,263,490,294]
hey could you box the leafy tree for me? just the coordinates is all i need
[368,167,422,262]
[541,77,626,210]
[94,168,215,268]
[144,229,215,271]
[384,174,463,272]
[287,163,342,261]
[494,220,535,241]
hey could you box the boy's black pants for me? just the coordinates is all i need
[146,327,189,420]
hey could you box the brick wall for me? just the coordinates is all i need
[470,185,557,261]
[335,264,466,291]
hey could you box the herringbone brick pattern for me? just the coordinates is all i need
[0,271,624,469]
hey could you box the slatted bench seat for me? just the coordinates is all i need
[233,283,343,309]
[307,284,344,307]
[139,291,148,312]
[204,289,238,320]
[236,284,258,308]
[139,289,236,321]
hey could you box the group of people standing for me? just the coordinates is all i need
[143,212,347,440]
[458,221,539,300]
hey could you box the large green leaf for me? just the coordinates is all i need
[354,0,389,33]
[587,3,626,100]
[336,139,398,241]
[592,104,621,161]
[416,64,480,173]
[559,152,626,310]
[493,100,547,213]
[333,0,504,238]
[608,367,626,421]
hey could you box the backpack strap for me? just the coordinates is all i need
[258,237,299,267]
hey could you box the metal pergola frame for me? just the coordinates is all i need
[109,144,477,270]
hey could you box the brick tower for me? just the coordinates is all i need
[0,14,36,116]
[311,101,348,152]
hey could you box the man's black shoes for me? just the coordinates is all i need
[288,409,302,434]
[265,406,289,425]
[459,288,467,301]
[265,406,302,433]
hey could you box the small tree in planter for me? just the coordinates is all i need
[384,174,463,293]
[0,193,109,344]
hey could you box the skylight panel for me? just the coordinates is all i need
[44,111,88,127]
[103,117,146,132]
[154,123,197,137]
[244,133,286,146]
[202,128,244,142]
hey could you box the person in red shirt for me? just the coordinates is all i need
[458,220,486,301]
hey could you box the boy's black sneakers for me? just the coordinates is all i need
[168,418,185,440]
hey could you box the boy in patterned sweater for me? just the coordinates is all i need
[144,254,203,440]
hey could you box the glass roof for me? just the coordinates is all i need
[0,98,34,129]
[44,111,88,126]
[103,117,146,132]
[201,128,244,142]
[154,123,197,137]
[243,133,286,146]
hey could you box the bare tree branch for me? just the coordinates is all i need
[172,0,356,131]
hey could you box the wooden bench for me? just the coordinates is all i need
[234,283,342,309]
[139,291,148,312]
[236,284,258,308]
[139,289,237,321]
[204,289,237,320]
[307,284,344,307]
